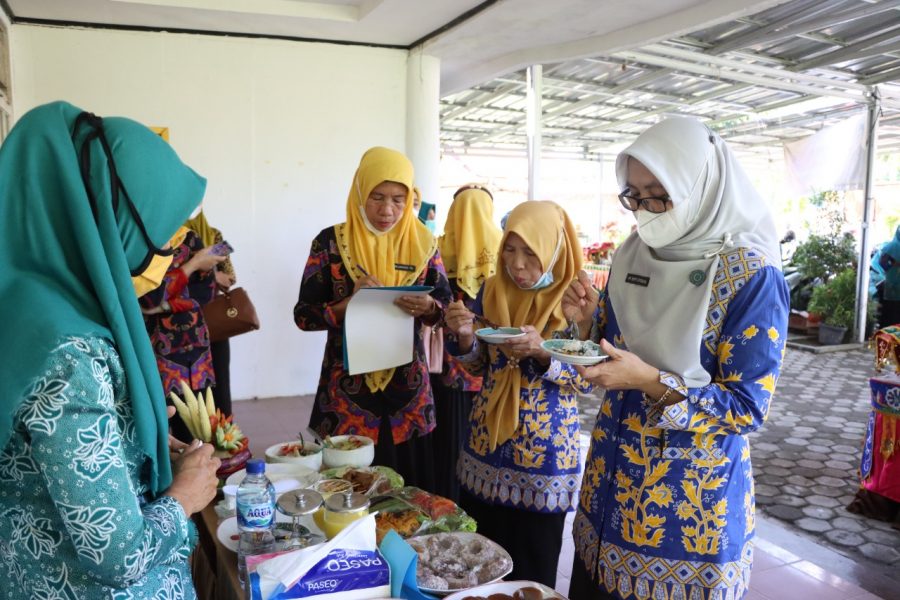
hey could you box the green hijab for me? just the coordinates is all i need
[0,101,206,496]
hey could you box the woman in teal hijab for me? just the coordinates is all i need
[0,102,220,598]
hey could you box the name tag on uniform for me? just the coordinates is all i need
[394,263,415,272]
[625,273,650,287]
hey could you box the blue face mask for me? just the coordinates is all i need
[529,270,554,290]
[508,229,562,291]
[424,219,436,233]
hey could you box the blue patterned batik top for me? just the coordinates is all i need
[574,248,789,600]
[455,293,594,514]
[0,336,196,600]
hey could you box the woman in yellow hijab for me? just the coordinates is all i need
[431,183,502,502]
[294,147,452,491]
[444,200,592,586]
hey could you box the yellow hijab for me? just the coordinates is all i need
[481,200,583,450]
[439,185,503,300]
[335,147,437,392]
[185,210,216,247]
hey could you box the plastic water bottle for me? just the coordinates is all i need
[236,458,276,590]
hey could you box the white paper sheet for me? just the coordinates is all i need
[344,286,433,376]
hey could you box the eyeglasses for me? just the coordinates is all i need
[618,189,672,214]
[454,184,493,200]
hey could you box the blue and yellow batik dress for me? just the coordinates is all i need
[574,247,789,600]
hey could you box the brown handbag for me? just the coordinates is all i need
[202,287,260,343]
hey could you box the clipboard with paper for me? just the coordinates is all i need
[343,286,434,375]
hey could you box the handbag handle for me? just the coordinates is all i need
[215,287,239,319]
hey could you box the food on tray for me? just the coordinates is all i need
[169,380,248,458]
[556,339,600,357]
[277,442,321,457]
[313,478,354,497]
[411,533,512,592]
[370,487,476,543]
[319,466,404,495]
[376,509,424,538]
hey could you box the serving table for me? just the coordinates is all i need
[192,502,244,600]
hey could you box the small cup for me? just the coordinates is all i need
[222,484,238,510]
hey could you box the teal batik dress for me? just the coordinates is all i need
[572,248,789,600]
[0,336,196,600]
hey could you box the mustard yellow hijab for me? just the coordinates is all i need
[185,210,216,247]
[335,147,437,392]
[439,185,503,300]
[481,200,583,450]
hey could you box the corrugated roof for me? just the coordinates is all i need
[441,0,900,163]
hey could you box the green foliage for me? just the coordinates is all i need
[790,233,857,282]
[808,268,876,329]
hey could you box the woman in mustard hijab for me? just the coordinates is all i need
[0,102,220,598]
[431,183,502,502]
[294,147,452,490]
[444,200,592,586]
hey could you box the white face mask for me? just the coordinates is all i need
[635,203,689,248]
[359,205,396,236]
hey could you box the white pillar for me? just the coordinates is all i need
[406,51,441,218]
[855,88,880,343]
[526,64,543,201]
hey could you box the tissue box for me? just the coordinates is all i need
[249,548,390,600]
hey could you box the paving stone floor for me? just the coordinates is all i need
[576,347,900,575]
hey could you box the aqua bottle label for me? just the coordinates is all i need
[237,502,274,529]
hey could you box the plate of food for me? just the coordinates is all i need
[410,532,513,596]
[318,465,404,496]
[475,327,526,344]
[444,580,566,599]
[215,514,294,553]
[541,338,607,366]
[224,462,320,488]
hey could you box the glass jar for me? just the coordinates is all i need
[311,479,353,532]
[321,491,369,539]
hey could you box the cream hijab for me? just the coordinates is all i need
[439,185,503,300]
[335,147,437,392]
[482,200,582,450]
[609,117,781,388]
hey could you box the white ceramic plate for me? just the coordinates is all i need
[444,580,565,599]
[475,327,526,344]
[414,532,513,596]
[215,514,294,553]
[224,463,320,488]
[541,339,607,366]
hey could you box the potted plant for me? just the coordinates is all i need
[807,269,876,345]
[788,232,857,312]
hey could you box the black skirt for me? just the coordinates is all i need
[430,374,473,502]
[568,552,621,599]
[374,416,436,494]
[210,339,232,416]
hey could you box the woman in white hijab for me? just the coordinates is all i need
[564,117,789,600]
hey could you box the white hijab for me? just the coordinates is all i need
[609,117,781,388]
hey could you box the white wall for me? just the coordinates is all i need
[11,24,409,400]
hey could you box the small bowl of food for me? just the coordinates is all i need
[322,434,375,469]
[265,440,323,471]
[541,339,607,366]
